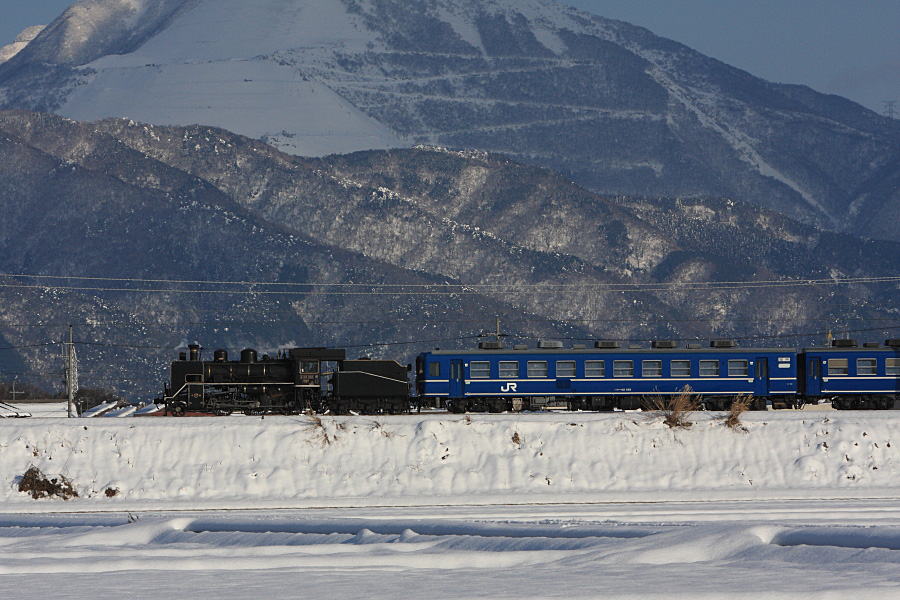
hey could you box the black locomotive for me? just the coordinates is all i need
[162,344,409,415]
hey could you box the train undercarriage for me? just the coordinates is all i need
[444,394,897,413]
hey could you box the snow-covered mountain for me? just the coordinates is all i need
[2,0,900,239]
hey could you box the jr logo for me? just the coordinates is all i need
[500,382,518,392]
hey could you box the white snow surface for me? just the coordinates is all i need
[3,411,900,598]
[56,0,408,155]
[45,0,598,156]
[79,400,120,417]
[2,411,899,509]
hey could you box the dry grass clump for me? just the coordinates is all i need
[511,431,522,446]
[371,420,394,438]
[644,386,700,429]
[18,466,78,500]
[306,413,332,445]
[725,395,753,432]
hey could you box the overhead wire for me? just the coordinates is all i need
[6,315,900,328]
[0,272,899,295]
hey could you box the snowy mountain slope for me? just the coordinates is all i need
[3,0,196,66]
[0,26,46,65]
[2,0,899,238]
[0,112,583,398]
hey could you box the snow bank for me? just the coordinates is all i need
[1,412,897,510]
[81,401,119,417]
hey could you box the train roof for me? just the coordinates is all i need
[801,346,900,352]
[423,347,798,355]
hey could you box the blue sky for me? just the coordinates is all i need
[1,0,897,113]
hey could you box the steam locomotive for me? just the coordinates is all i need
[162,344,410,416]
[160,337,900,415]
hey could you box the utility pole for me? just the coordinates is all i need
[9,380,23,404]
[885,101,897,119]
[65,325,75,418]
[492,317,503,344]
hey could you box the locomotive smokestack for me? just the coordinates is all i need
[189,344,201,361]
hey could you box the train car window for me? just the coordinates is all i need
[499,361,519,379]
[556,361,576,378]
[527,361,548,378]
[470,361,490,378]
[857,358,877,375]
[886,358,900,376]
[808,359,818,378]
[300,360,319,374]
[699,360,719,377]
[613,360,634,378]
[642,360,662,377]
[429,362,440,378]
[728,360,749,377]
[827,359,848,376]
[585,360,605,378]
[671,360,691,377]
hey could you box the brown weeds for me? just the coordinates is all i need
[307,414,332,445]
[644,386,700,429]
[18,466,78,500]
[725,395,753,432]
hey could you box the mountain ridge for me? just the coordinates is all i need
[2,0,899,239]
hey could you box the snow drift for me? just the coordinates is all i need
[1,411,897,510]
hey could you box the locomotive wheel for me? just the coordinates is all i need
[170,402,187,417]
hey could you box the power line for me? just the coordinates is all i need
[561,324,900,344]
[1,277,899,296]
[5,316,900,330]
[10,323,900,356]
[0,342,59,351]
[1,272,900,294]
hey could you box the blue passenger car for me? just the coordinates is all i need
[415,342,796,412]
[800,343,900,409]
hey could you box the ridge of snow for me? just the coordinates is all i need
[80,401,119,417]
[1,412,897,510]
[644,65,837,227]
[0,25,46,65]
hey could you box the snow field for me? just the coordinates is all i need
[1,411,899,509]
[3,412,900,598]
[2,506,900,598]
